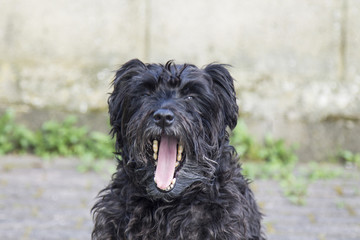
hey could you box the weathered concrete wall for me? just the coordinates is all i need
[0,0,148,112]
[0,0,359,160]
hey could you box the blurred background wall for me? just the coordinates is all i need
[0,0,359,161]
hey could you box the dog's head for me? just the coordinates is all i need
[108,59,238,200]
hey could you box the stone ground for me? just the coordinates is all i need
[0,155,359,240]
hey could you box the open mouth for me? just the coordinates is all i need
[150,135,185,192]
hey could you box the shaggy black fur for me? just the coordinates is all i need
[92,59,265,240]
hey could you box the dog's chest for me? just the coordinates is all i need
[131,202,225,239]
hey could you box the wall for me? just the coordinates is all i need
[1,0,359,160]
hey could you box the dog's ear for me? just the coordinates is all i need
[108,59,146,148]
[204,64,238,130]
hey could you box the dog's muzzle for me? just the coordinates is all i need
[148,108,186,192]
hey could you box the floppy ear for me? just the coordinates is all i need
[204,64,239,130]
[108,59,146,149]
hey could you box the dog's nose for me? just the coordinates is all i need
[153,109,174,128]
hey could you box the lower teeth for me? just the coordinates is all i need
[155,178,176,191]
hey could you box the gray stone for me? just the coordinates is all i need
[1,156,359,240]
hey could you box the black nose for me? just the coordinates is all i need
[153,109,174,128]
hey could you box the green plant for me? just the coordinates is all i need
[0,110,15,154]
[304,162,344,181]
[280,174,308,205]
[230,120,298,165]
[34,116,115,162]
[334,150,360,168]
[260,134,298,165]
[0,110,36,154]
[0,111,115,171]
[35,116,89,158]
[86,131,115,159]
[230,120,260,160]
[230,119,355,205]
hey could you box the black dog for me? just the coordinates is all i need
[92,59,265,240]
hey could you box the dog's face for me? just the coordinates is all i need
[108,59,238,200]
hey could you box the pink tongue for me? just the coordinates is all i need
[154,135,177,190]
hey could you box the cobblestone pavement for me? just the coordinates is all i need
[0,155,359,240]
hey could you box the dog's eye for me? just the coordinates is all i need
[185,96,194,100]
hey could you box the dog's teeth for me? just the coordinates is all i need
[177,144,183,161]
[175,161,179,167]
[153,140,158,153]
[167,179,176,191]
[178,144,183,154]
[154,177,157,184]
[153,153,158,160]
[155,178,176,192]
